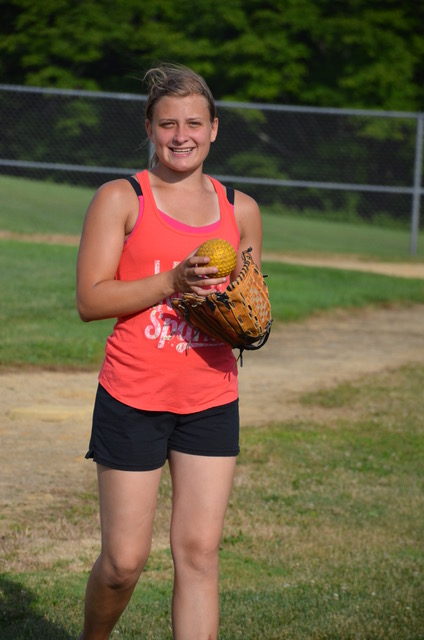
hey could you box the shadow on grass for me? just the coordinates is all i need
[0,575,73,640]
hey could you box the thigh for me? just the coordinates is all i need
[168,452,237,547]
[97,464,163,563]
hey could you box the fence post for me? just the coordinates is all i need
[410,113,424,255]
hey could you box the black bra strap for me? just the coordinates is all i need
[125,176,143,196]
[127,175,232,205]
[226,186,235,205]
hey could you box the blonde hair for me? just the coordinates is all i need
[144,63,217,123]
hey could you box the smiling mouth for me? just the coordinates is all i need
[170,147,195,154]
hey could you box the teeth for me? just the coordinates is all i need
[171,148,193,153]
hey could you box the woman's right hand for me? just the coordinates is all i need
[172,253,227,296]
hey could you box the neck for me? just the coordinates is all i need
[150,163,206,187]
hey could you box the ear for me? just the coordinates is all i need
[145,119,153,140]
[210,117,219,143]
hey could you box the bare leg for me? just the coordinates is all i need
[79,464,162,640]
[168,452,237,640]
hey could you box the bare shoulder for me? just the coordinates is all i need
[233,189,263,264]
[233,189,262,232]
[234,189,261,216]
[84,178,139,232]
[91,178,137,209]
[78,178,140,275]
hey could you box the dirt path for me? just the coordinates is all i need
[1,304,424,531]
[1,229,424,569]
[263,252,424,279]
[239,304,424,424]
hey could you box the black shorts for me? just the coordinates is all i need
[85,384,240,471]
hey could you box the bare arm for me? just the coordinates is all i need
[233,190,263,275]
[76,180,225,322]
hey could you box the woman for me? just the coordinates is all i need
[77,63,262,640]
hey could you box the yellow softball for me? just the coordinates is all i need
[195,238,237,277]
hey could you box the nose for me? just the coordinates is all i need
[172,125,189,143]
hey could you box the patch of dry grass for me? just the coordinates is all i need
[1,363,423,638]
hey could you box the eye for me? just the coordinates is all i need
[160,121,175,128]
[188,121,202,127]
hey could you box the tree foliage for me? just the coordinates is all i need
[1,0,423,109]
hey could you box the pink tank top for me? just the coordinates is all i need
[98,170,240,413]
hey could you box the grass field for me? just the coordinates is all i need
[1,363,423,638]
[0,177,423,368]
[0,175,92,236]
[1,174,423,259]
[262,211,423,261]
[1,238,424,367]
[1,173,423,638]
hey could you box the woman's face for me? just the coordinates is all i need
[145,94,218,173]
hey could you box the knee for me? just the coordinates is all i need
[172,536,220,576]
[99,550,149,591]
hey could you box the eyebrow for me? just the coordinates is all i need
[158,116,205,122]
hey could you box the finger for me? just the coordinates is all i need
[190,276,227,289]
[192,265,219,278]
[188,255,210,267]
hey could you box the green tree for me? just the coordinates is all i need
[1,0,423,109]
[299,0,424,111]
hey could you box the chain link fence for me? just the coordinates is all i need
[1,84,423,253]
